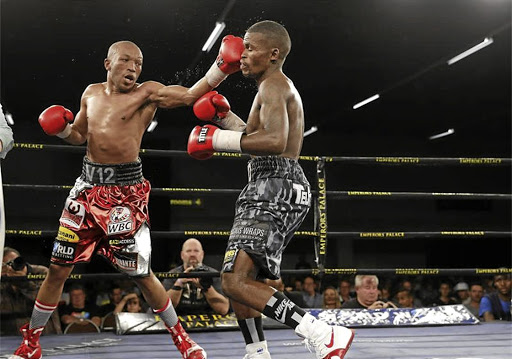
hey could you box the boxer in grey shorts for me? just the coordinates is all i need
[222,156,311,280]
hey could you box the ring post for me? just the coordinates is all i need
[314,158,328,273]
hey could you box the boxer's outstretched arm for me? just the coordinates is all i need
[241,79,289,155]
[149,77,214,109]
[62,88,88,145]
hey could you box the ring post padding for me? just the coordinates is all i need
[0,166,4,276]
[314,158,327,272]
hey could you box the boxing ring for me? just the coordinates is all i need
[2,143,512,359]
[1,322,511,358]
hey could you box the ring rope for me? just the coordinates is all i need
[9,143,511,282]
[13,143,512,165]
[5,184,510,200]
[2,267,511,283]
[6,229,510,239]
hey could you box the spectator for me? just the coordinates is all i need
[301,275,323,308]
[59,284,101,328]
[482,276,496,295]
[0,103,14,159]
[293,278,303,292]
[338,279,354,304]
[113,292,144,314]
[453,282,470,303]
[427,281,458,307]
[379,286,392,302]
[463,283,484,318]
[396,288,415,308]
[1,247,61,335]
[341,275,397,310]
[479,273,511,321]
[322,287,341,309]
[98,284,124,316]
[164,238,229,315]
[399,279,413,292]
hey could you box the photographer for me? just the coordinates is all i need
[1,247,62,335]
[163,238,229,315]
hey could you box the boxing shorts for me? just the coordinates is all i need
[222,156,311,279]
[51,157,152,277]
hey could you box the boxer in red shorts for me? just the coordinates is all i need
[10,38,245,359]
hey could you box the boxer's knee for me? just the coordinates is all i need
[47,263,74,283]
[222,249,258,298]
[221,272,237,298]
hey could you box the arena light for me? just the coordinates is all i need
[303,126,318,137]
[4,111,14,125]
[353,94,380,110]
[447,37,494,66]
[429,128,455,140]
[146,120,158,133]
[202,22,226,52]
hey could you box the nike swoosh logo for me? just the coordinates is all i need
[325,328,335,348]
[276,305,288,323]
[27,349,38,358]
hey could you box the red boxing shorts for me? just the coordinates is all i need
[51,157,152,276]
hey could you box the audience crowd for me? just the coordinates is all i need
[2,244,511,336]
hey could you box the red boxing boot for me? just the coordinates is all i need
[10,323,44,359]
[167,321,207,359]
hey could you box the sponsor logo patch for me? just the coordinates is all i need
[109,238,136,246]
[223,249,236,264]
[52,241,76,260]
[56,226,80,243]
[60,198,85,229]
[229,223,269,241]
[108,207,133,235]
[113,252,138,271]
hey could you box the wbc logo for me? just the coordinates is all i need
[107,206,133,235]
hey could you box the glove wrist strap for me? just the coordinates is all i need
[212,129,243,153]
[56,124,72,138]
[205,62,228,88]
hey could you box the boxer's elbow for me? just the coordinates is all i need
[263,135,287,155]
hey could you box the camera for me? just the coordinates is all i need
[7,257,27,271]
[193,264,213,290]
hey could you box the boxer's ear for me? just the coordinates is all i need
[270,48,279,64]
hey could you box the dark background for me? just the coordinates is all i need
[1,0,510,274]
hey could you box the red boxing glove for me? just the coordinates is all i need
[193,91,230,122]
[187,125,219,160]
[216,35,244,75]
[38,105,74,137]
[205,35,244,88]
[187,124,243,160]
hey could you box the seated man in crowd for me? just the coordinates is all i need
[479,273,511,321]
[98,284,124,317]
[453,282,470,304]
[339,279,354,305]
[59,284,101,329]
[163,238,229,315]
[426,281,458,307]
[463,283,484,318]
[395,288,415,308]
[113,292,145,314]
[1,247,61,335]
[341,275,397,309]
[301,275,323,308]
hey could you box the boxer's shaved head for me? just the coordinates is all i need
[247,20,291,59]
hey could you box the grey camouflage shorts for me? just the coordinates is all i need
[222,156,311,279]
